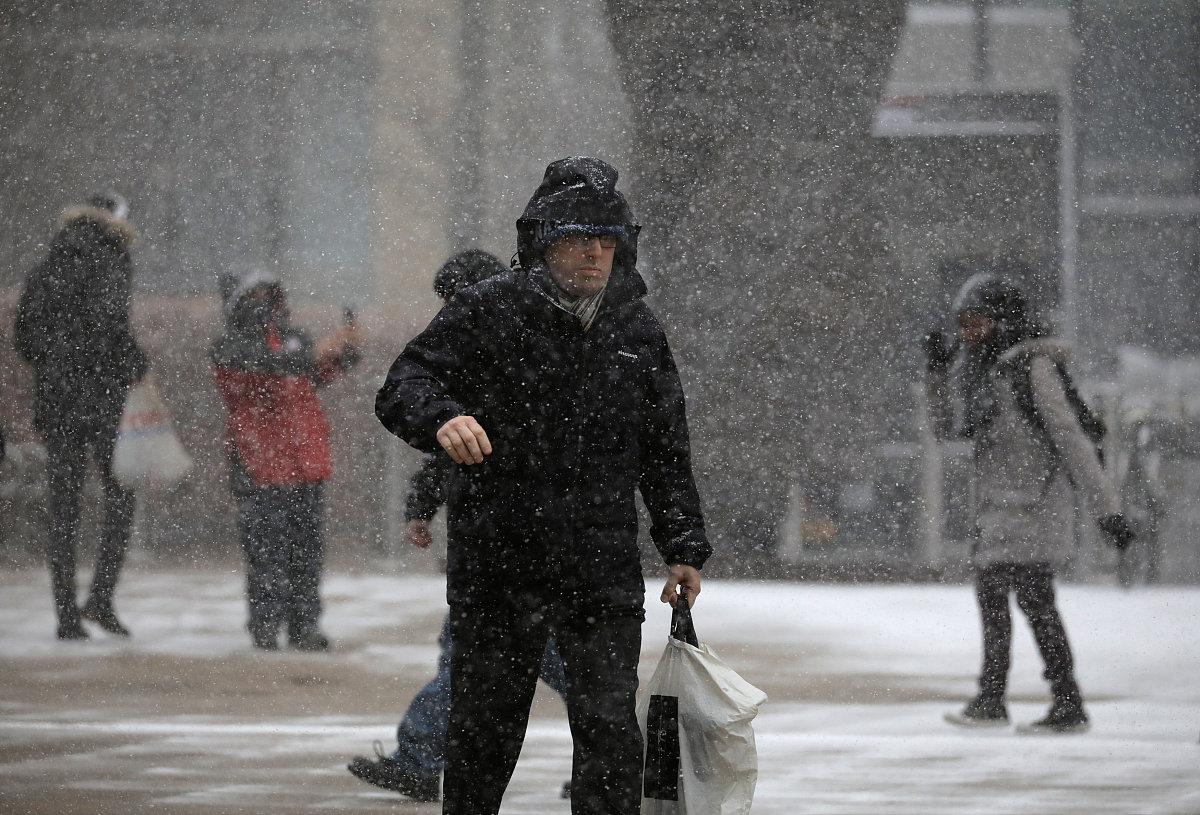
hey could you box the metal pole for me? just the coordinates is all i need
[1058,74,1079,344]
[912,381,944,569]
[452,0,488,249]
[972,0,989,85]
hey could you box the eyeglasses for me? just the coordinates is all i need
[559,233,619,249]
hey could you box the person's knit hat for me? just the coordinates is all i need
[87,191,129,221]
[516,157,639,270]
[952,273,1027,323]
[221,267,280,318]
[433,249,509,300]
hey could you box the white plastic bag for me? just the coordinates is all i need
[637,597,767,815]
[111,379,193,489]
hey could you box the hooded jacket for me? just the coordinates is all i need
[376,158,709,607]
[14,205,148,436]
[210,273,345,489]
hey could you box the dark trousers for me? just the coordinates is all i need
[235,483,325,640]
[43,422,134,624]
[390,614,568,774]
[444,595,645,815]
[975,562,1082,705]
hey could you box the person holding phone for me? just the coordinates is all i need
[211,269,361,651]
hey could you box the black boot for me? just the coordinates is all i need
[347,742,440,801]
[249,625,280,651]
[1018,699,1090,734]
[57,608,88,641]
[50,555,86,640]
[288,630,330,652]
[944,694,1009,728]
[80,598,131,637]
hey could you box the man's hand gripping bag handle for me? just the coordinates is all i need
[670,592,699,647]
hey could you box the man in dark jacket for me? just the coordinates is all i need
[351,249,571,803]
[14,192,147,640]
[376,157,711,815]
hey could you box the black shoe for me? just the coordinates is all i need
[347,742,440,802]
[1017,702,1090,735]
[57,618,89,641]
[944,695,1009,728]
[289,631,330,652]
[250,629,279,650]
[80,600,131,637]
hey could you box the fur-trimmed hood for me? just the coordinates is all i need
[55,204,135,247]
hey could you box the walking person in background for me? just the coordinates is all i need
[14,192,147,640]
[349,250,570,802]
[925,273,1134,734]
[211,269,360,651]
[375,157,710,814]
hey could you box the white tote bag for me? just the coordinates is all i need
[637,596,767,815]
[111,379,193,489]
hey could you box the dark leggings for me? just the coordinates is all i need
[43,422,135,623]
[975,562,1082,704]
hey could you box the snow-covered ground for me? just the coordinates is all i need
[0,565,1196,814]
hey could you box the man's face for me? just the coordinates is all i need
[544,233,616,298]
[957,311,997,346]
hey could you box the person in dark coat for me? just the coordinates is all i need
[926,273,1133,734]
[350,249,570,803]
[403,250,515,551]
[211,269,360,651]
[14,192,148,640]
[375,157,711,815]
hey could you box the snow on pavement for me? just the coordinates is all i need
[0,566,1196,814]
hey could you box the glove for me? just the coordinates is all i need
[1098,513,1135,550]
[922,330,956,372]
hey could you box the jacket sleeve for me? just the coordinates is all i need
[403,453,451,522]
[13,270,47,365]
[638,328,712,570]
[375,298,477,454]
[1030,354,1120,517]
[924,363,956,440]
[96,248,149,383]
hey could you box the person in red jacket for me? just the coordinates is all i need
[211,270,360,650]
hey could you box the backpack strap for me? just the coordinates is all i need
[1008,351,1106,470]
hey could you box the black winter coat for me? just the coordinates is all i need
[14,207,147,437]
[404,453,450,523]
[376,266,711,607]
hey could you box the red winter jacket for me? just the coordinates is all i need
[213,365,333,487]
[211,315,347,488]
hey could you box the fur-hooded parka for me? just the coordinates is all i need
[14,204,146,436]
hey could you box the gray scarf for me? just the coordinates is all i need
[530,264,607,332]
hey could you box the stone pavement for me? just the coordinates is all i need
[1,565,1197,815]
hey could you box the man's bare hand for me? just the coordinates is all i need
[660,563,701,608]
[437,415,492,465]
[406,519,433,549]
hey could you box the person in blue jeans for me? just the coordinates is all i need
[347,251,569,802]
